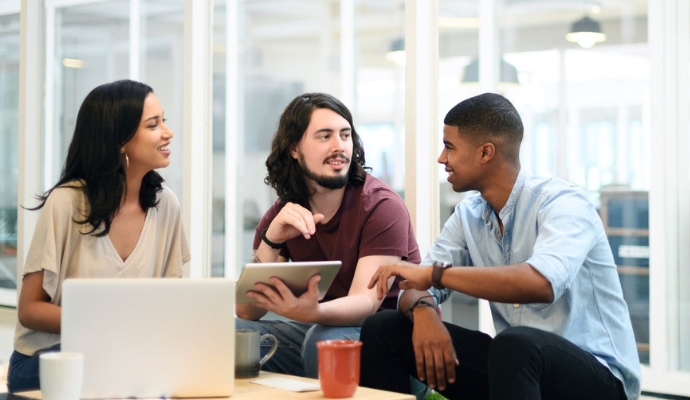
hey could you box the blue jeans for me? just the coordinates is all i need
[6,344,61,393]
[235,318,361,378]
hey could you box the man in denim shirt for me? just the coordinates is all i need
[360,93,641,400]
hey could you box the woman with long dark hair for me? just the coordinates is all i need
[7,80,190,392]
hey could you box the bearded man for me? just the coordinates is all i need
[235,93,420,378]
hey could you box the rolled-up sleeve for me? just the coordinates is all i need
[415,204,474,306]
[526,190,599,302]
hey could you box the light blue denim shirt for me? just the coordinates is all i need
[422,172,641,399]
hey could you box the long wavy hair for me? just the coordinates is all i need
[30,79,163,236]
[265,93,370,205]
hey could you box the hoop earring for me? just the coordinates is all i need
[121,150,129,170]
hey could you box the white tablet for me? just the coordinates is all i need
[235,261,342,303]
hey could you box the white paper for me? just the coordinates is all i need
[251,377,321,392]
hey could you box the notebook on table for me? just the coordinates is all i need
[61,278,235,399]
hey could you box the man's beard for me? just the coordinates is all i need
[299,151,350,190]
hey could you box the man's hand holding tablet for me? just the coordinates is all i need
[235,261,342,303]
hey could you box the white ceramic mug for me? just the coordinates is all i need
[39,352,84,400]
[235,329,278,379]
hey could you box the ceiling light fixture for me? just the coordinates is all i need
[62,58,84,69]
[461,58,519,85]
[566,15,606,49]
[384,37,405,66]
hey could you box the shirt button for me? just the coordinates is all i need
[513,303,520,308]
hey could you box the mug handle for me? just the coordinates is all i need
[259,333,278,367]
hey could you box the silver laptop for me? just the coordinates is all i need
[61,278,235,399]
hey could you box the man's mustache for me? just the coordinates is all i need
[325,153,350,163]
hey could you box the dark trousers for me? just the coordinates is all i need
[360,310,627,400]
[6,344,61,393]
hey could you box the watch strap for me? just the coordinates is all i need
[431,261,451,289]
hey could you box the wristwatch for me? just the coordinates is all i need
[431,261,452,289]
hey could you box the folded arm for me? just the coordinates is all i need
[236,202,323,321]
[17,271,61,334]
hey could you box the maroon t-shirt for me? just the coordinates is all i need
[253,174,421,311]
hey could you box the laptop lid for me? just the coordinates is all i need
[61,278,235,399]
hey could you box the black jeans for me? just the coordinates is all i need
[359,310,627,400]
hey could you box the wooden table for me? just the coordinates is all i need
[232,372,414,399]
[2,371,414,399]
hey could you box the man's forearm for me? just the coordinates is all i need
[439,262,554,303]
[254,242,282,263]
[311,294,383,326]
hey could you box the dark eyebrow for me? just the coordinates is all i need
[313,126,351,135]
[143,113,165,123]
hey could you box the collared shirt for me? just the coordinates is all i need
[424,172,641,400]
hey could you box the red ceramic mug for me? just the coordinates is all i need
[317,340,363,398]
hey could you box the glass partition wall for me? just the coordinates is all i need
[497,0,652,365]
[212,0,406,278]
[435,0,481,331]
[9,0,690,395]
[685,3,690,374]
[45,0,185,201]
[434,0,690,394]
[0,10,20,305]
[433,0,652,347]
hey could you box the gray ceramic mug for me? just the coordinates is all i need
[235,329,278,379]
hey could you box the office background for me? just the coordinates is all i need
[0,0,688,396]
